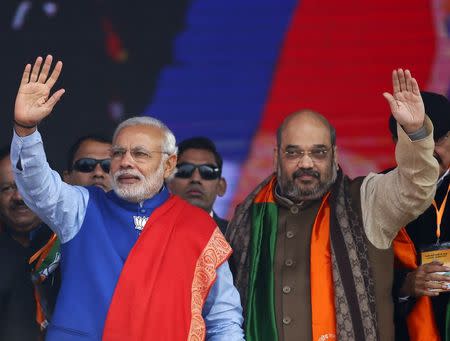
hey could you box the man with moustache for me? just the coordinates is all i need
[0,146,60,341]
[10,55,244,340]
[226,69,439,341]
[390,92,450,340]
[168,137,228,234]
[63,135,112,191]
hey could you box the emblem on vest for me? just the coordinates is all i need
[133,216,148,231]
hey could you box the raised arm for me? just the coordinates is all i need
[361,69,439,249]
[11,56,88,243]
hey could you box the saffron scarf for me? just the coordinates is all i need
[103,196,232,341]
[245,177,335,341]
[227,172,378,341]
[393,228,441,340]
[29,232,60,331]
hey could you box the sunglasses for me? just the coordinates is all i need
[72,158,111,173]
[175,163,221,180]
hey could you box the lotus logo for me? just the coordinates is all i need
[133,216,148,231]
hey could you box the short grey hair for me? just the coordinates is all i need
[113,116,178,155]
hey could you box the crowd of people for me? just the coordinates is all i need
[0,54,448,341]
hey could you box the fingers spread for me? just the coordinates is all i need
[383,92,397,110]
[46,61,63,89]
[20,64,31,86]
[30,56,43,82]
[38,55,53,83]
[45,88,65,110]
[411,78,420,96]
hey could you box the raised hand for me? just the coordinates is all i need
[383,69,425,134]
[14,55,65,129]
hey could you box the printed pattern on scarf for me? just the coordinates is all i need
[331,177,378,340]
[188,227,233,340]
[227,171,379,340]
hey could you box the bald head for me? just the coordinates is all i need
[276,110,336,148]
[275,109,338,202]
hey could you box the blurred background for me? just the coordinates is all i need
[0,0,449,217]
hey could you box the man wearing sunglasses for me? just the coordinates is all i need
[168,137,228,234]
[10,55,243,341]
[63,135,112,192]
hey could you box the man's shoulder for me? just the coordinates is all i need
[213,213,229,234]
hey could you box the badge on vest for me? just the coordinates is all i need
[133,216,148,232]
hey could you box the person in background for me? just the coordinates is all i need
[63,135,112,191]
[391,91,450,341]
[0,146,59,341]
[168,137,228,233]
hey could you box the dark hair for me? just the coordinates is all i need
[66,135,111,171]
[177,137,223,173]
[389,91,450,141]
[0,146,10,163]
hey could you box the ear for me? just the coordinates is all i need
[217,177,227,197]
[163,154,177,179]
[63,170,71,183]
[333,146,339,169]
[273,147,279,172]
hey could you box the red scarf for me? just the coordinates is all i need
[103,196,232,340]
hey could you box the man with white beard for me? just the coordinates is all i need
[10,55,244,341]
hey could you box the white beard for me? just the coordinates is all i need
[112,161,165,203]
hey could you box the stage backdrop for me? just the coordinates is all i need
[1,0,449,217]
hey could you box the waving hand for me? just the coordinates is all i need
[14,55,65,129]
[383,69,425,134]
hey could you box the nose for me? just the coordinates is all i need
[190,168,202,182]
[297,154,314,169]
[119,150,134,169]
[93,163,106,177]
[11,187,23,201]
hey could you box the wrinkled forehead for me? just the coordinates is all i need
[280,115,332,148]
[113,125,165,150]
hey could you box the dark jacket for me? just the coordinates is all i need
[394,174,450,340]
[0,225,60,341]
[213,212,229,235]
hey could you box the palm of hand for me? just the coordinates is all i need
[15,82,52,124]
[14,55,64,127]
[391,91,424,126]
